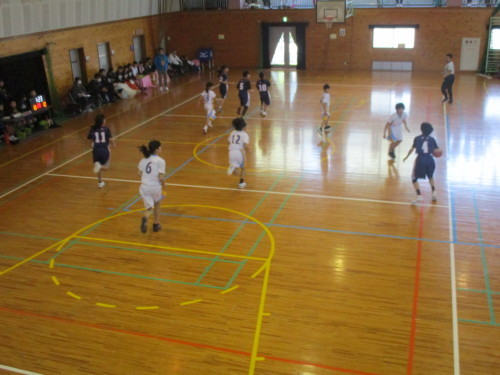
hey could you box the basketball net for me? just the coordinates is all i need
[325,17,335,29]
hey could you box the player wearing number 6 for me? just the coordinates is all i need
[138,140,166,233]
[87,114,115,188]
[403,122,441,205]
[227,118,249,189]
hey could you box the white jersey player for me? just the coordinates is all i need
[383,102,410,160]
[138,140,166,233]
[199,81,217,134]
[227,117,250,189]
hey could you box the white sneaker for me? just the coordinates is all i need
[93,162,102,174]
[165,87,169,92]
[238,182,246,189]
[159,87,164,91]
[262,111,267,116]
[203,125,208,134]
[208,123,213,128]
[411,196,423,205]
[98,181,106,188]
[227,164,236,175]
[432,193,437,202]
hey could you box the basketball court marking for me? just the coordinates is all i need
[0,364,45,375]
[0,89,207,201]
[0,79,200,170]
[46,205,274,310]
[443,103,460,375]
[46,173,449,208]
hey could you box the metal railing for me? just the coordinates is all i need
[180,0,498,9]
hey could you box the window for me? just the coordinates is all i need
[373,27,415,49]
[491,28,500,50]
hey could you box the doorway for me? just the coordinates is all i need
[270,27,298,68]
[97,42,112,71]
[261,22,307,69]
[69,48,87,83]
[133,35,146,63]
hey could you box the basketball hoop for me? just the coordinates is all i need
[325,17,336,29]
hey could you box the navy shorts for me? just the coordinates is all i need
[238,92,249,106]
[412,155,435,180]
[219,85,227,99]
[93,146,110,165]
[260,92,270,106]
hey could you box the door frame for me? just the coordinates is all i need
[261,22,308,69]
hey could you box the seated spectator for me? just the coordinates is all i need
[131,61,139,77]
[116,66,126,83]
[168,50,185,75]
[6,99,35,137]
[181,55,200,72]
[137,61,146,75]
[0,79,11,106]
[99,69,118,101]
[0,102,18,144]
[70,77,93,111]
[18,94,30,111]
[87,73,111,106]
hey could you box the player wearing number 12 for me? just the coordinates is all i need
[403,122,441,205]
[87,114,115,188]
[227,118,250,189]
[138,140,166,233]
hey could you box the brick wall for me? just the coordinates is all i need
[164,8,491,71]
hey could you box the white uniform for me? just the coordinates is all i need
[444,61,455,76]
[228,130,249,168]
[201,89,216,112]
[138,155,166,209]
[321,92,330,117]
[387,112,408,142]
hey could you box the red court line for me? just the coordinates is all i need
[407,206,424,375]
[0,306,381,375]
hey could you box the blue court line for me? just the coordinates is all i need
[472,192,496,324]
[458,288,500,296]
[0,253,224,289]
[194,174,285,285]
[224,176,304,289]
[0,231,59,242]
[458,319,500,327]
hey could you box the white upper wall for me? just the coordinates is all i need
[0,0,180,39]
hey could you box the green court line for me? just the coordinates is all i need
[458,319,500,327]
[472,192,496,324]
[0,253,223,289]
[224,176,303,289]
[194,173,285,285]
[457,288,500,295]
[0,231,60,242]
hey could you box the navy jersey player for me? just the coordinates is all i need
[236,70,251,117]
[403,122,441,204]
[87,114,115,188]
[256,72,271,117]
[218,65,229,112]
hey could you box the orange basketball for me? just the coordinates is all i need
[433,148,443,158]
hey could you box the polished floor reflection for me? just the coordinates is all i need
[0,70,498,375]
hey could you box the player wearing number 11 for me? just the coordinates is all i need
[138,140,166,233]
[87,114,115,188]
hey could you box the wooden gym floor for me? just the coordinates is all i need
[0,70,498,375]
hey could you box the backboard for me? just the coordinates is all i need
[317,0,346,24]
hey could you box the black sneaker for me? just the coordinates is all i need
[153,223,162,232]
[140,217,147,233]
[325,125,331,130]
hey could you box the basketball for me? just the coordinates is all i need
[433,148,443,158]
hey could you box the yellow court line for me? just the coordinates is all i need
[73,235,268,262]
[67,291,82,300]
[51,276,60,286]
[262,313,271,317]
[220,285,239,295]
[135,306,160,310]
[0,239,65,276]
[96,302,116,308]
[180,299,203,306]
[251,263,267,279]
[49,259,55,268]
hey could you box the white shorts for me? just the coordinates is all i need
[229,149,245,168]
[140,184,162,209]
[204,103,214,112]
[389,125,403,142]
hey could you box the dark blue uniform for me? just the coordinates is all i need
[237,78,251,106]
[412,135,438,180]
[257,79,271,106]
[87,126,112,165]
[218,72,228,98]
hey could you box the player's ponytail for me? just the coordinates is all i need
[218,65,226,74]
[139,145,151,158]
[205,81,214,93]
[92,114,105,131]
[139,140,161,158]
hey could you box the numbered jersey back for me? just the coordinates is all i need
[228,130,249,151]
[88,126,112,147]
[138,155,166,187]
